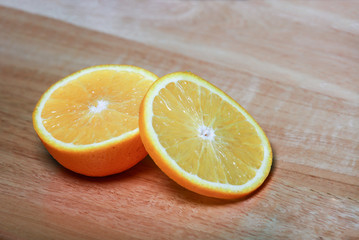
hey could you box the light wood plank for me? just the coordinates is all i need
[0,3,358,240]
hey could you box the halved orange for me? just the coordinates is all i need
[33,65,158,176]
[139,72,272,199]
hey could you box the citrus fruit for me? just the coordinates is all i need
[33,65,158,176]
[139,72,272,199]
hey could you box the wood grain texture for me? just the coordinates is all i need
[0,1,358,239]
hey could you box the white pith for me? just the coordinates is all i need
[89,100,109,113]
[198,125,215,140]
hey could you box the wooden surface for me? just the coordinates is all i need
[1,1,358,239]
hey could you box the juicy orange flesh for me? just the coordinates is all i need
[41,70,153,145]
[152,80,264,185]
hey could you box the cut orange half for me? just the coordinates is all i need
[33,65,158,176]
[139,72,272,199]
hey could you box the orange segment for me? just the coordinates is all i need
[139,72,272,199]
[33,65,158,176]
[41,70,148,145]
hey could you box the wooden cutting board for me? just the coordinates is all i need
[0,1,358,239]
